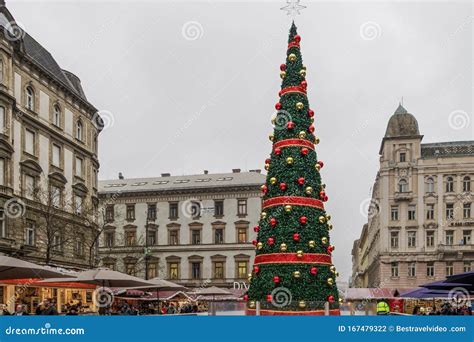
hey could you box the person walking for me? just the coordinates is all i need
[376,299,390,315]
[41,299,58,315]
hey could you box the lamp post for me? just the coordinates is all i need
[144,209,150,280]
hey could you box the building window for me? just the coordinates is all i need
[0,106,5,133]
[408,205,416,220]
[398,179,408,193]
[390,206,399,221]
[463,176,471,192]
[147,263,158,279]
[105,205,114,222]
[426,231,435,247]
[237,228,247,243]
[408,262,416,277]
[463,203,471,219]
[445,230,454,245]
[147,204,157,220]
[399,152,406,162]
[214,200,224,217]
[214,228,224,244]
[169,202,178,219]
[446,262,454,276]
[237,199,247,216]
[426,204,435,220]
[427,262,435,277]
[125,230,136,246]
[0,60,3,84]
[52,144,61,167]
[75,195,83,215]
[191,229,201,245]
[390,231,399,248]
[125,263,136,276]
[75,156,83,178]
[74,235,84,256]
[168,262,179,280]
[25,222,35,246]
[24,174,35,199]
[0,210,5,238]
[463,261,471,273]
[407,231,416,248]
[0,158,5,186]
[426,177,435,193]
[446,176,454,193]
[76,120,83,141]
[191,262,201,279]
[446,203,454,220]
[26,86,34,110]
[391,262,399,277]
[53,105,61,127]
[169,230,179,245]
[126,204,135,220]
[462,230,471,245]
[213,262,224,279]
[147,229,157,246]
[25,129,35,155]
[51,185,61,208]
[237,261,248,279]
[104,231,114,247]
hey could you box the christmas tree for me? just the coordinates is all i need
[246,22,340,315]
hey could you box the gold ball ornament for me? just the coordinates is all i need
[321,237,328,245]
[298,300,306,308]
[318,215,327,224]
[305,186,313,195]
[315,164,321,171]
[314,136,320,145]
[284,205,292,212]
[339,298,343,304]
[296,102,304,110]
[288,53,297,62]
[326,214,332,221]
[280,71,286,79]
[286,157,294,165]
[321,183,326,189]
[280,243,288,252]
[249,301,256,309]
[298,131,306,139]
[296,250,304,258]
[330,266,336,273]
[248,274,252,282]
[261,212,267,219]
[299,69,306,77]
[328,224,333,231]
[269,133,274,141]
[264,163,270,171]
[271,116,276,125]
[301,65,307,70]
[310,117,315,123]
[336,271,340,277]
[257,242,263,250]
[308,240,316,248]
[270,177,277,185]
[293,271,301,278]
[327,278,334,286]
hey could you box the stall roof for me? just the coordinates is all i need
[345,288,394,299]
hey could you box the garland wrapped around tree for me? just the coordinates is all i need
[245,22,340,316]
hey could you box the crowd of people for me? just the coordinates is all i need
[413,302,472,315]
[99,301,202,315]
[0,298,86,316]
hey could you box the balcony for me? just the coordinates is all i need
[394,191,413,201]
[437,243,474,253]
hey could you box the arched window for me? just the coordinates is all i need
[53,105,61,127]
[26,86,34,110]
[463,176,471,192]
[398,179,408,193]
[446,176,454,193]
[76,120,83,141]
[426,177,434,193]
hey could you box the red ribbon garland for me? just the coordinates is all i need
[262,196,324,210]
[254,253,332,266]
[273,139,314,151]
[280,86,307,96]
[288,42,300,49]
[247,308,340,316]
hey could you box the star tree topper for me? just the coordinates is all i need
[280,0,306,18]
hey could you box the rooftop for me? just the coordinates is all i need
[421,141,474,158]
[384,104,420,138]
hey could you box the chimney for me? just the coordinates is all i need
[161,173,171,177]
[250,169,262,174]
[118,172,124,180]
[232,168,241,173]
[203,170,209,175]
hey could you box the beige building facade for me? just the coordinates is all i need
[352,104,474,288]
[98,170,265,288]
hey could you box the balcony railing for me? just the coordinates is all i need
[394,191,413,201]
[437,243,474,252]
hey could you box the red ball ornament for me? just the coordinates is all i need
[268,237,275,245]
[270,218,277,226]
[252,240,257,246]
[253,266,260,273]
[327,245,335,254]
[275,102,282,110]
[293,233,300,241]
[274,148,282,156]
[319,190,326,198]
[323,195,329,202]
[265,158,271,164]
[294,34,301,43]
[301,80,307,89]
[243,294,249,301]
[318,161,324,168]
[299,216,308,225]
[261,185,268,194]
[266,294,273,302]
[297,177,305,185]
[301,147,308,156]
[308,125,315,133]
[310,266,318,275]
[279,183,287,190]
[253,225,260,233]
[308,109,315,117]
[280,64,286,71]
[328,295,335,303]
[286,121,295,129]
[273,276,280,284]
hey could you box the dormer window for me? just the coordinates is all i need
[53,105,61,127]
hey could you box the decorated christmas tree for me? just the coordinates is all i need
[245,22,340,315]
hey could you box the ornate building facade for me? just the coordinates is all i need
[98,170,265,288]
[352,104,474,288]
[0,3,101,269]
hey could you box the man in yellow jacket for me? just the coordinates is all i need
[376,300,390,315]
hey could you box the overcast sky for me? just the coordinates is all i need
[7,0,473,281]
